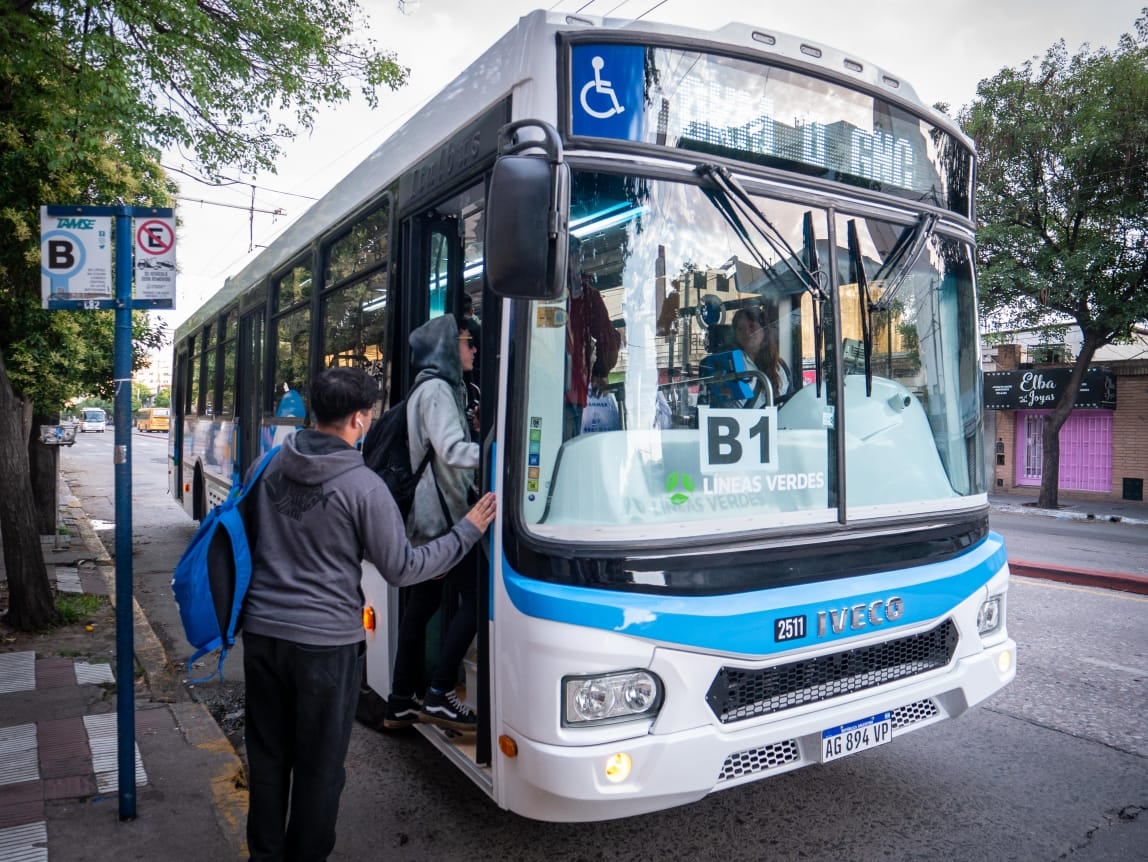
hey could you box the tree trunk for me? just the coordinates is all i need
[29,412,59,535]
[1036,341,1100,509]
[0,350,59,630]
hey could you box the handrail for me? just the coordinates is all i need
[660,368,775,408]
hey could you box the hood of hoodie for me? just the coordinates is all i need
[275,429,363,486]
[409,315,461,388]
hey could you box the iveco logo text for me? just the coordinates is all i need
[817,597,904,636]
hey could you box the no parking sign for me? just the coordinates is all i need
[133,216,176,305]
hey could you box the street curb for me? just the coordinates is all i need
[62,475,249,859]
[1009,559,1148,596]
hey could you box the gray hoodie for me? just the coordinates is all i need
[406,315,480,545]
[243,429,481,646]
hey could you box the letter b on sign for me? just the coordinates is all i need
[708,417,741,464]
[48,240,75,269]
[698,406,778,473]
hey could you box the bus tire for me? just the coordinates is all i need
[192,469,207,522]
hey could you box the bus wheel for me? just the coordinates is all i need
[193,470,207,522]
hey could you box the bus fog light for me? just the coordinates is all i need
[997,648,1013,674]
[977,596,1002,635]
[563,670,663,726]
[604,752,632,783]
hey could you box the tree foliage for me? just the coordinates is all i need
[961,11,1148,507]
[0,0,408,629]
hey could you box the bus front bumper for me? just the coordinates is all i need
[496,637,1015,822]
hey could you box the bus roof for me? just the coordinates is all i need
[175,9,961,341]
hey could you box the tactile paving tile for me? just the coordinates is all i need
[0,821,48,862]
[0,725,40,786]
[82,714,147,794]
[73,662,114,686]
[0,652,36,695]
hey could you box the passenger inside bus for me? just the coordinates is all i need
[386,314,482,732]
[564,238,621,437]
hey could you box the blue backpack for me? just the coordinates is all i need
[172,446,279,682]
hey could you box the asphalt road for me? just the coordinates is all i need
[989,510,1148,578]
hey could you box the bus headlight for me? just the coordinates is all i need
[563,670,663,726]
[977,595,1002,635]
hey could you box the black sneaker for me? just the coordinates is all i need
[383,694,422,729]
[420,689,477,732]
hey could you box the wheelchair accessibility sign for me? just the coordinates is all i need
[571,44,646,141]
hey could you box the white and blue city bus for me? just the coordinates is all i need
[170,9,1015,822]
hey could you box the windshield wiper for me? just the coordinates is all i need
[847,213,938,397]
[696,164,828,393]
[802,211,826,397]
[870,213,937,313]
[847,219,874,396]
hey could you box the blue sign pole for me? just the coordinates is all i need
[112,208,136,820]
[43,202,173,821]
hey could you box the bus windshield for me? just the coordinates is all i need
[516,170,983,542]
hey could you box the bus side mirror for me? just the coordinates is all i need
[484,120,569,301]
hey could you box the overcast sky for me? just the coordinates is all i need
[157,0,1144,335]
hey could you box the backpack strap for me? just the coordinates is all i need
[428,458,454,527]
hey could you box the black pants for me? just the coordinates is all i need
[244,632,364,862]
[391,548,477,696]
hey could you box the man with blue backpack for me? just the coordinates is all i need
[240,366,496,862]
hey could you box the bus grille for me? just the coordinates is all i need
[718,740,800,782]
[706,619,958,724]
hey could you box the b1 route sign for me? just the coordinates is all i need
[133,216,176,307]
[40,207,112,308]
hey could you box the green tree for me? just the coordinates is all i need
[961,11,1148,509]
[1,0,407,629]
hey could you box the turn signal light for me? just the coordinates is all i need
[498,735,518,758]
[362,606,376,631]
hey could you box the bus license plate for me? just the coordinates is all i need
[821,712,892,763]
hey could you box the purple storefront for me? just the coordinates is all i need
[984,354,1148,503]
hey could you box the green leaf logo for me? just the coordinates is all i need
[665,472,695,505]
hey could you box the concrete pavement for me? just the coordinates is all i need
[2,478,1146,861]
[0,478,247,861]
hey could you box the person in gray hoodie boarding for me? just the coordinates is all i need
[242,366,495,862]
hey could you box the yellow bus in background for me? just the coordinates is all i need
[136,407,170,433]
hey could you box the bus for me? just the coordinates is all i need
[170,10,1014,822]
[136,407,170,433]
[79,407,107,433]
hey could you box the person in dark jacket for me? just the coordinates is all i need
[242,366,495,862]
[385,314,483,731]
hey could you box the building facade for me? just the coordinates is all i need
[983,343,1148,503]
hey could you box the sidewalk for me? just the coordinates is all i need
[0,478,246,861]
[989,490,1148,526]
[989,490,1148,595]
